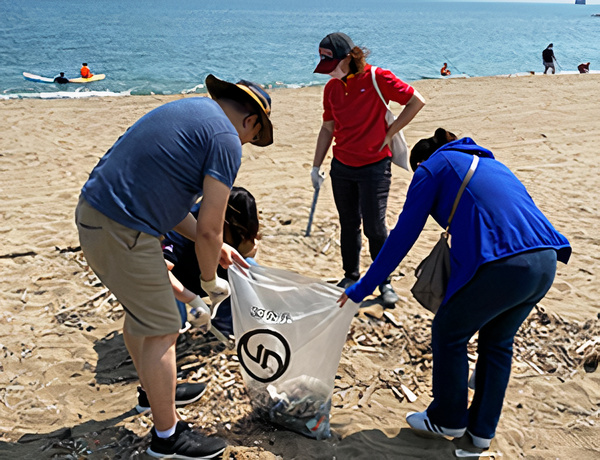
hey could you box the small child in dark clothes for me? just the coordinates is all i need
[162,186,260,335]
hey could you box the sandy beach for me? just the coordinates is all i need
[0,74,598,459]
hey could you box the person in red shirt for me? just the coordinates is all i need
[440,62,451,76]
[80,63,93,79]
[311,32,425,306]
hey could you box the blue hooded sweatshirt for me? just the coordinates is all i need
[345,137,571,304]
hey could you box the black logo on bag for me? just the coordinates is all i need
[237,329,291,383]
[249,305,293,324]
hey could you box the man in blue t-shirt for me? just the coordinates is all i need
[75,74,272,459]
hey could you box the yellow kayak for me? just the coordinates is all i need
[68,74,106,83]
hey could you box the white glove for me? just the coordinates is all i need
[311,166,325,190]
[200,276,231,307]
[188,295,211,332]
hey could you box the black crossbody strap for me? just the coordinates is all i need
[446,155,479,233]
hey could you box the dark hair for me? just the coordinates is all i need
[82,63,87,66]
[410,128,458,171]
[349,46,370,74]
[225,186,259,249]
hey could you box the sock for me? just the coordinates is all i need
[155,422,177,439]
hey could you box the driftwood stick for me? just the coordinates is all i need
[0,251,37,259]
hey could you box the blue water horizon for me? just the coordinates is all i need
[2,1,599,99]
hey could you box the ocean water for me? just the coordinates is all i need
[1,0,599,99]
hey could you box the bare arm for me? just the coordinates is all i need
[172,212,197,242]
[195,176,230,282]
[167,271,197,303]
[312,120,335,168]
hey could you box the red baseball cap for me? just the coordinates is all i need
[313,32,356,74]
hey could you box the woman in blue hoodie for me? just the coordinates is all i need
[338,128,571,449]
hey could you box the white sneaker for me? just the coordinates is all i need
[406,411,466,438]
[467,429,492,448]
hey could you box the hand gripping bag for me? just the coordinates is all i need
[228,264,359,439]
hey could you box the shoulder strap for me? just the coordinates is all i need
[446,155,479,232]
[370,66,389,109]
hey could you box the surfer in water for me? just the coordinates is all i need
[80,63,94,79]
[53,72,69,84]
[440,63,451,76]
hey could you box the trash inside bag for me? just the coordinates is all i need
[228,264,359,439]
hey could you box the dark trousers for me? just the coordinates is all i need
[330,157,392,281]
[426,249,558,439]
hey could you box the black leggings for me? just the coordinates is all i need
[330,157,392,280]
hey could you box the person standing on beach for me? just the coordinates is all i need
[338,128,571,449]
[542,44,556,74]
[311,32,425,307]
[75,74,273,459]
[80,63,93,78]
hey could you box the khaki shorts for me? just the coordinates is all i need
[75,196,181,336]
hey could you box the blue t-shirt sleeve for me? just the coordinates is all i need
[204,132,241,188]
[346,167,436,303]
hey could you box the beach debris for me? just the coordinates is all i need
[575,337,599,354]
[358,303,384,320]
[33,253,594,457]
[0,250,37,259]
[383,310,402,327]
[525,359,545,375]
[400,384,418,403]
[246,376,333,440]
[358,383,378,408]
[54,245,81,253]
[455,449,502,458]
[43,437,90,458]
[391,386,405,402]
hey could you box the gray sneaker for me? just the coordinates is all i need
[378,282,399,307]
[467,429,492,449]
[406,411,466,438]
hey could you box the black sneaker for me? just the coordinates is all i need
[378,282,399,307]
[147,421,227,459]
[136,382,207,413]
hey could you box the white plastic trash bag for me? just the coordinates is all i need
[228,264,359,439]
